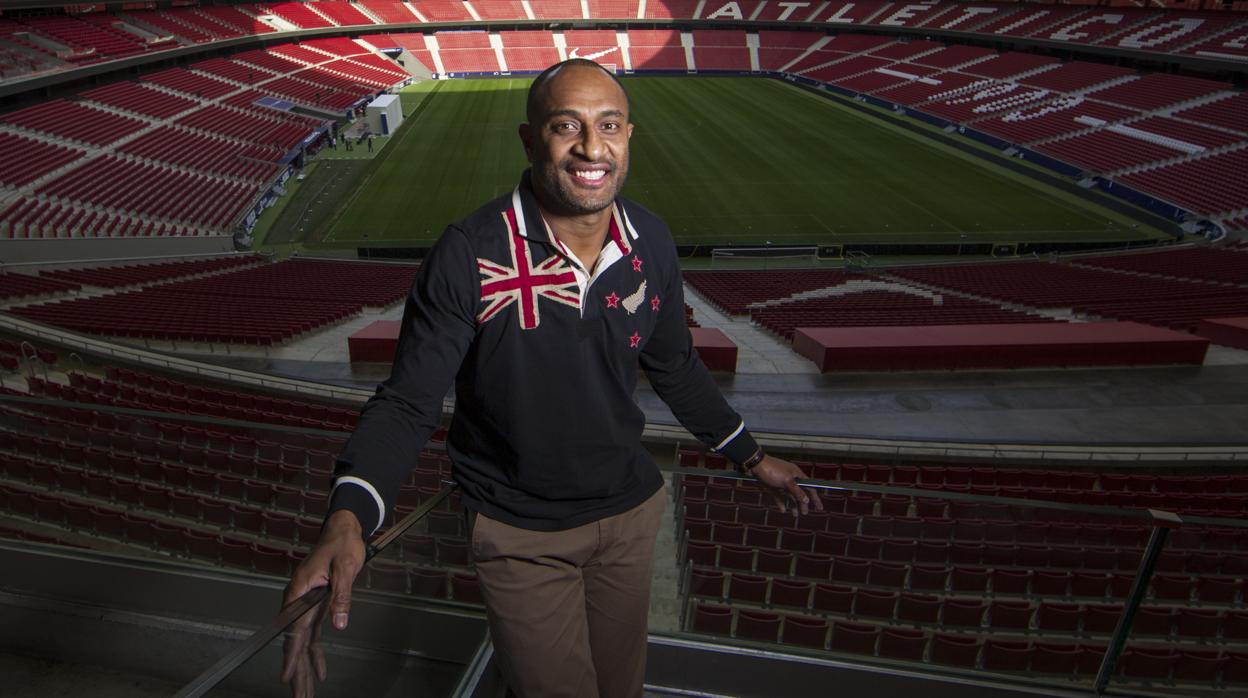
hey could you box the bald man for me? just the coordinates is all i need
[282,60,821,698]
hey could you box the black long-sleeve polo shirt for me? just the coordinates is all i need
[327,170,760,533]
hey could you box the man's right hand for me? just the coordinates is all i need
[280,510,367,698]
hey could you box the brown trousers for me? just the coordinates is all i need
[468,488,667,698]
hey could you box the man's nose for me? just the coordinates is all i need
[577,127,605,161]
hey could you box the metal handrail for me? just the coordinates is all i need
[172,483,457,698]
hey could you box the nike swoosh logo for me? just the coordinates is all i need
[568,46,619,61]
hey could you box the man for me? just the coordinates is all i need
[281,59,822,698]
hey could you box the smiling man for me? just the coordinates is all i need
[281,60,821,698]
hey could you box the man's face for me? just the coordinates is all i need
[520,66,634,217]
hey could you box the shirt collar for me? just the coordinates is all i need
[512,168,641,256]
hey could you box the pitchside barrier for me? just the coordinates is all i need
[709,246,820,269]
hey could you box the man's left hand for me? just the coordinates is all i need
[747,455,824,516]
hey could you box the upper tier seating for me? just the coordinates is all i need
[359,2,421,24]
[198,6,277,35]
[137,9,243,43]
[310,1,378,27]
[252,2,333,29]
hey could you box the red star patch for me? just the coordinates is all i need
[631,256,643,273]
[605,292,620,308]
[650,295,661,312]
[629,331,641,348]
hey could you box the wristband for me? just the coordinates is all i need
[737,447,765,475]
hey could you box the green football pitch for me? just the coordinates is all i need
[311,76,1167,249]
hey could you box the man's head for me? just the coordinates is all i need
[519,59,633,217]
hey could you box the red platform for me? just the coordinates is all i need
[690,327,738,373]
[1196,317,1248,350]
[793,322,1208,372]
[349,321,740,372]
[348,320,401,362]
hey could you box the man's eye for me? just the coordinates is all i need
[555,122,579,132]
[601,122,619,132]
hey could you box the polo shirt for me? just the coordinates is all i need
[328,170,760,533]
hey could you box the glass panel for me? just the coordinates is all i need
[6,389,1248,697]
[1104,517,1247,694]
[659,449,1220,693]
[0,393,481,696]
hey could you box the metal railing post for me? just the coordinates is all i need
[1093,509,1182,694]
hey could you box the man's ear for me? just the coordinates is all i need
[518,122,534,162]
[627,122,635,140]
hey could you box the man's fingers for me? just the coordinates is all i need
[785,477,811,516]
[313,643,328,682]
[807,486,825,512]
[328,560,359,631]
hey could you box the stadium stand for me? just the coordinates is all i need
[626,29,688,71]
[755,30,824,72]
[499,30,562,72]
[0,133,83,187]
[433,31,500,74]
[358,2,421,24]
[79,81,200,119]
[37,255,263,288]
[671,461,1248,682]
[691,29,750,71]
[7,258,417,343]
[892,259,1248,333]
[0,98,147,146]
[750,292,1058,341]
[0,272,80,302]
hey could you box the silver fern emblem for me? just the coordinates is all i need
[621,280,647,315]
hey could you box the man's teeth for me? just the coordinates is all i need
[574,170,606,181]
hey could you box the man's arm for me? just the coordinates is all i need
[326,226,480,535]
[281,227,478,698]
[638,245,820,515]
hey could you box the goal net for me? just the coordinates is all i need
[597,62,619,74]
[710,246,819,269]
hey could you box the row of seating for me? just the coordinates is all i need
[10,285,358,345]
[0,198,209,240]
[34,155,261,230]
[38,254,260,289]
[0,132,82,187]
[689,568,1247,639]
[689,602,1248,683]
[0,271,81,301]
[1075,247,1248,285]
[749,292,1056,340]
[890,259,1248,333]
[679,454,1248,496]
[117,127,284,183]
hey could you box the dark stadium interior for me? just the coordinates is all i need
[1,1,1248,696]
